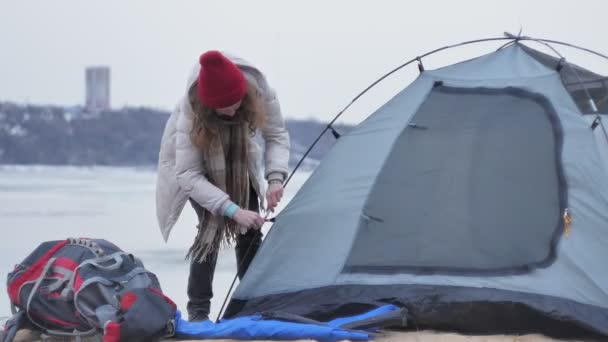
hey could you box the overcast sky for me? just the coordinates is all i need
[1,0,607,123]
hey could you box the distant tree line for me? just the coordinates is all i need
[0,102,352,168]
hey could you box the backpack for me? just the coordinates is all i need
[4,238,176,341]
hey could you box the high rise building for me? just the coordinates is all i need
[85,67,110,112]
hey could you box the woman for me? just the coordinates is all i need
[156,51,290,321]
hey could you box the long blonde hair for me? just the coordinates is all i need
[188,81,266,150]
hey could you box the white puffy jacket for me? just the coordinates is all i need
[155,54,290,241]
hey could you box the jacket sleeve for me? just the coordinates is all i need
[260,83,291,183]
[174,97,235,215]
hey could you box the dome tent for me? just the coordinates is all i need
[224,36,608,338]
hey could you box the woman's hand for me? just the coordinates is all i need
[233,209,265,230]
[266,181,284,213]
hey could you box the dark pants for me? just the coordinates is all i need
[187,187,262,320]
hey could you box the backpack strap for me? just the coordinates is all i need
[8,240,68,307]
[74,267,150,298]
[25,257,56,331]
[10,302,17,315]
[1,311,27,342]
[78,252,128,271]
[60,252,131,303]
[24,257,97,339]
[39,327,98,339]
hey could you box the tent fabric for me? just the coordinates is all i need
[225,43,608,338]
[346,85,566,274]
[175,305,400,341]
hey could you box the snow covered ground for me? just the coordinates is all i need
[0,166,311,320]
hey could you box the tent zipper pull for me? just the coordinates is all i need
[563,208,572,238]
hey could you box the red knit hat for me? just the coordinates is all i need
[197,51,247,109]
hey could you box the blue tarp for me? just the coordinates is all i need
[175,304,400,341]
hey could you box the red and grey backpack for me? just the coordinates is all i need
[3,238,176,342]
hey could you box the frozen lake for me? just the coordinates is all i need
[0,165,311,320]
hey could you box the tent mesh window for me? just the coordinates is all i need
[562,78,608,113]
[519,43,608,114]
[344,85,567,275]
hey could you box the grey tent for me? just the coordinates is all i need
[224,39,608,338]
